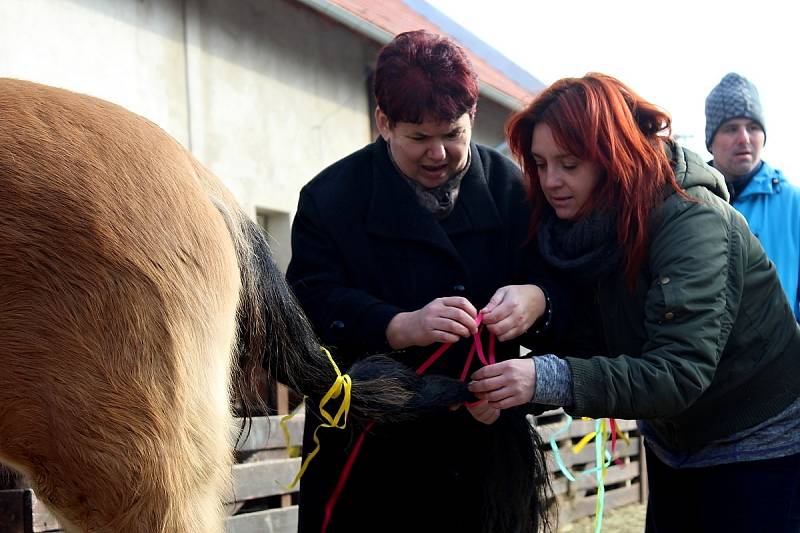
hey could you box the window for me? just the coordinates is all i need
[255,209,291,273]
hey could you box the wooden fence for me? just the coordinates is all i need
[0,409,646,532]
[537,410,646,525]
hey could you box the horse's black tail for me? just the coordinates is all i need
[228,213,553,531]
[483,409,555,533]
[230,215,472,423]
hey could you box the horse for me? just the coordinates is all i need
[0,78,487,533]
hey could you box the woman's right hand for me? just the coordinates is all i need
[386,296,478,349]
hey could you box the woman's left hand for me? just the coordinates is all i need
[467,359,536,409]
[480,284,546,341]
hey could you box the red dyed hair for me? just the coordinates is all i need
[374,30,478,126]
[506,73,683,287]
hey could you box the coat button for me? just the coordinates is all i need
[330,320,345,330]
[660,276,670,285]
[453,284,466,293]
[664,312,674,320]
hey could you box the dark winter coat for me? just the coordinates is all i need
[286,137,558,532]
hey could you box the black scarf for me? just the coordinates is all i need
[537,206,622,283]
[727,161,763,203]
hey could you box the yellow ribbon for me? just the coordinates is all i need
[279,402,304,458]
[572,430,597,455]
[615,422,631,447]
[572,417,631,454]
[282,347,352,489]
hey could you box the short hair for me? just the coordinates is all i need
[506,73,680,288]
[374,30,478,126]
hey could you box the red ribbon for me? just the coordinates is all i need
[321,314,496,532]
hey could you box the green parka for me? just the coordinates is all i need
[565,142,800,451]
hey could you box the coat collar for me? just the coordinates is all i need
[738,160,785,199]
[366,138,503,251]
[668,141,729,202]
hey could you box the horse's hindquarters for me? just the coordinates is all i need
[0,78,241,533]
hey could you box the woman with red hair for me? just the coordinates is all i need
[470,73,800,532]
[287,30,558,533]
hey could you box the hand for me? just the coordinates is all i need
[467,359,536,409]
[479,284,546,342]
[386,296,478,349]
[465,399,500,425]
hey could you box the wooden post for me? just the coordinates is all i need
[0,489,33,533]
[639,435,649,504]
[277,383,293,508]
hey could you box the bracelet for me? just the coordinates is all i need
[529,287,552,335]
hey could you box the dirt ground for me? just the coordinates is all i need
[559,502,647,533]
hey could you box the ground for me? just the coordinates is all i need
[559,503,646,532]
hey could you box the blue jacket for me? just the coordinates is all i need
[731,161,800,320]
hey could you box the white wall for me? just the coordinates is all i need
[184,0,377,220]
[0,0,190,144]
[0,0,376,265]
[0,0,518,268]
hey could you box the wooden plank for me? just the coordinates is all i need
[29,501,300,533]
[573,461,640,491]
[545,454,566,475]
[234,415,305,454]
[557,438,640,469]
[537,418,638,443]
[533,408,565,418]
[31,493,61,532]
[225,506,297,533]
[550,478,568,496]
[228,458,301,503]
[275,385,292,508]
[27,458,303,530]
[276,385,290,415]
[0,489,33,533]
[571,483,641,521]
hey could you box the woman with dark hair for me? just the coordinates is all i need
[287,30,557,533]
[470,73,800,532]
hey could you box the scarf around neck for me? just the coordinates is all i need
[537,206,623,283]
[387,142,471,220]
[725,160,763,203]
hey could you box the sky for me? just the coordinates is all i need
[426,0,800,184]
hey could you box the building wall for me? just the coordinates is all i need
[473,96,513,151]
[1,0,517,269]
[0,0,190,143]
[184,0,376,269]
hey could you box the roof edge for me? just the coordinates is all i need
[295,0,393,44]
[405,0,545,95]
[294,0,526,109]
[479,81,525,110]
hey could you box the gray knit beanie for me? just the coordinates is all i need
[704,72,766,149]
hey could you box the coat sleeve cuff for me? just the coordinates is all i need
[533,354,574,407]
[356,301,404,351]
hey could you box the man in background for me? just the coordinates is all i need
[706,72,800,320]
